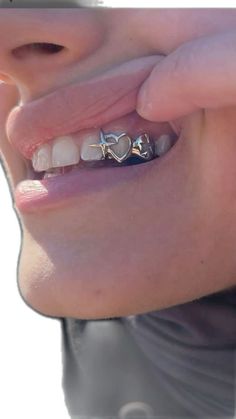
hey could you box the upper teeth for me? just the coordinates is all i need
[154,134,174,157]
[80,130,103,161]
[31,129,175,172]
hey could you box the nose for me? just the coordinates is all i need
[0,10,105,101]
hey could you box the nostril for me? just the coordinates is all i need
[12,43,65,59]
[29,43,64,54]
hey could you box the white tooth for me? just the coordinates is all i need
[80,129,103,161]
[154,134,173,157]
[52,136,80,168]
[32,143,52,172]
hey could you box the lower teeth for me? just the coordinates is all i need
[43,165,77,179]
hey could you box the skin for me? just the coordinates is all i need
[0,9,236,319]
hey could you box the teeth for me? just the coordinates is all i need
[31,130,176,175]
[32,143,52,172]
[154,134,173,157]
[52,136,80,168]
[80,129,103,161]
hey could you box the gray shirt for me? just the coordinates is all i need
[61,287,236,418]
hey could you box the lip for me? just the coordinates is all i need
[6,55,162,161]
[15,162,149,213]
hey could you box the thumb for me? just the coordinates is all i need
[136,31,236,121]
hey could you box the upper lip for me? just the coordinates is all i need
[6,55,161,161]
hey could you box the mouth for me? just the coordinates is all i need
[15,111,180,214]
[29,111,178,180]
[6,55,163,160]
[7,55,181,212]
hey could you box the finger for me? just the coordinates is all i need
[136,31,236,121]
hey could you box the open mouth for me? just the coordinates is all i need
[16,114,180,213]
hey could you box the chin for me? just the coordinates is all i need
[17,205,236,321]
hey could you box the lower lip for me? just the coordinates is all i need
[14,158,158,213]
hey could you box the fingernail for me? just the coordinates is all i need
[136,84,153,118]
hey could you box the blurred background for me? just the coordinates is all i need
[0,164,69,418]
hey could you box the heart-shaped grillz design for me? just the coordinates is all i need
[105,133,132,163]
[88,131,154,163]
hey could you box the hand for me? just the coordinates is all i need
[136,31,236,127]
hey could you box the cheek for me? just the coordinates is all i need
[0,84,23,189]
[17,109,236,318]
[197,107,236,214]
[15,142,203,318]
[0,139,26,189]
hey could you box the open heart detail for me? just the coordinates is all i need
[106,133,132,163]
